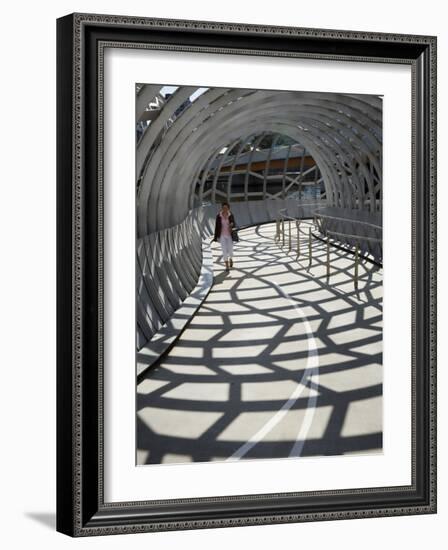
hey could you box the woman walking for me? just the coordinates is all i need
[213,202,236,272]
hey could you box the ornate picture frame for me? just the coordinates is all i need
[56,13,437,536]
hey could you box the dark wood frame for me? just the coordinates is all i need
[57,13,437,537]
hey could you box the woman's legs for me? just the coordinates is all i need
[219,236,233,270]
[228,237,233,266]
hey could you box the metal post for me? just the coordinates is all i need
[308,226,312,267]
[275,217,280,242]
[326,237,330,280]
[296,221,300,258]
[354,242,359,291]
[288,219,291,251]
[282,218,285,246]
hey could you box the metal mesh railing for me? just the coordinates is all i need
[275,207,382,291]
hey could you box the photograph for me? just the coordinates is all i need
[135,85,383,465]
[54,8,437,537]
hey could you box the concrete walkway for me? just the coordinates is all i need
[137,222,383,465]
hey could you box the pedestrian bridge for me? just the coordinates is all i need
[137,221,382,465]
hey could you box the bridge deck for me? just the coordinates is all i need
[137,222,383,465]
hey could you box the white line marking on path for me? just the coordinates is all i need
[226,274,319,460]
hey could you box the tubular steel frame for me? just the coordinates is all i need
[57,13,437,537]
[136,90,382,236]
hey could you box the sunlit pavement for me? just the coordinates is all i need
[137,222,382,465]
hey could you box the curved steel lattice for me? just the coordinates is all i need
[136,85,382,236]
[135,84,382,351]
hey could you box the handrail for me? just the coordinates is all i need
[313,208,382,232]
[277,205,382,232]
[325,229,381,243]
[278,202,323,220]
[274,206,382,291]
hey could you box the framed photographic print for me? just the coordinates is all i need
[56,13,437,536]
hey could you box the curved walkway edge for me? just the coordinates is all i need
[137,239,214,379]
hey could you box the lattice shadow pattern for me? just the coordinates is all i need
[137,223,382,465]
